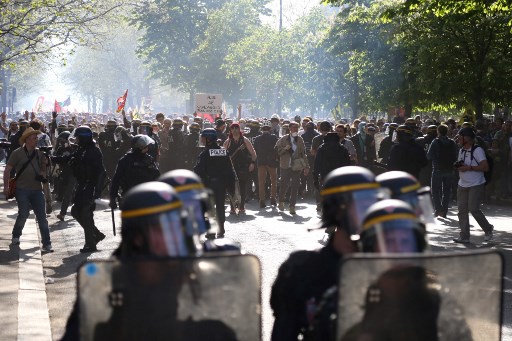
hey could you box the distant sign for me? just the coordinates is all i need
[196,93,223,117]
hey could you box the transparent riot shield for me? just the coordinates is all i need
[78,254,261,341]
[337,251,503,341]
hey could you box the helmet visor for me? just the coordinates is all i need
[369,220,421,253]
[155,210,198,257]
[180,189,218,238]
[347,189,381,239]
[395,192,420,215]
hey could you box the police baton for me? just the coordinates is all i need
[111,207,116,236]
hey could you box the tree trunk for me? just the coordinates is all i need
[404,103,413,118]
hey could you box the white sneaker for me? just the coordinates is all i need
[11,237,20,245]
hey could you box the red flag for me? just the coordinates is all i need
[54,99,62,113]
[116,89,128,113]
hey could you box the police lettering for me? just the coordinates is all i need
[209,149,227,156]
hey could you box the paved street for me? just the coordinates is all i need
[1,163,512,340]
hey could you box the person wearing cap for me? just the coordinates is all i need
[3,127,53,252]
[215,119,228,144]
[453,127,494,244]
[270,114,281,137]
[270,166,385,340]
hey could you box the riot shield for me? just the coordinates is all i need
[337,251,503,341]
[78,254,261,341]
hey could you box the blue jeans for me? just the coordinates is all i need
[12,188,51,246]
[431,170,453,213]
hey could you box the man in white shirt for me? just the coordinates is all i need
[453,127,494,244]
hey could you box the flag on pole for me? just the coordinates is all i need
[61,96,71,107]
[116,89,128,113]
[132,106,141,120]
[54,100,62,113]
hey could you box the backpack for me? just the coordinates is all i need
[436,138,457,171]
[470,145,494,186]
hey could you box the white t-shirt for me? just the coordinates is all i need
[458,145,486,188]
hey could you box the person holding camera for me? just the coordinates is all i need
[3,127,53,252]
[453,127,494,244]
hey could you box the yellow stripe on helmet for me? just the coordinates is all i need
[320,183,379,196]
[363,213,418,230]
[121,201,182,219]
[174,183,204,192]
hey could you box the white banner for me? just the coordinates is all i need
[195,93,223,115]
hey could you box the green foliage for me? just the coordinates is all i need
[0,0,124,66]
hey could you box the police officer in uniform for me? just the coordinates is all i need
[194,128,237,237]
[109,135,160,209]
[97,120,118,180]
[270,166,383,340]
[183,122,203,170]
[158,169,241,251]
[166,118,186,170]
[53,131,77,221]
[138,121,160,163]
[113,125,132,160]
[51,126,106,253]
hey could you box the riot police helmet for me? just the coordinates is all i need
[105,120,118,132]
[131,134,154,152]
[376,171,420,209]
[386,123,399,136]
[69,125,93,146]
[376,171,436,229]
[57,123,68,135]
[189,122,201,133]
[138,121,152,136]
[119,182,198,257]
[200,128,218,145]
[159,169,218,237]
[172,118,184,128]
[57,131,71,142]
[426,124,438,135]
[321,166,385,240]
[360,199,427,253]
[249,119,260,132]
[394,124,414,142]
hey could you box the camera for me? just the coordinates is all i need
[0,138,11,149]
[35,174,48,184]
[453,160,464,169]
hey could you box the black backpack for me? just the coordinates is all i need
[470,145,494,185]
[436,138,457,171]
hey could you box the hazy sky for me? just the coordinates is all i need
[266,0,320,27]
[20,0,323,113]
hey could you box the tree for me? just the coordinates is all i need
[0,0,125,112]
[386,0,512,118]
[65,22,149,113]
